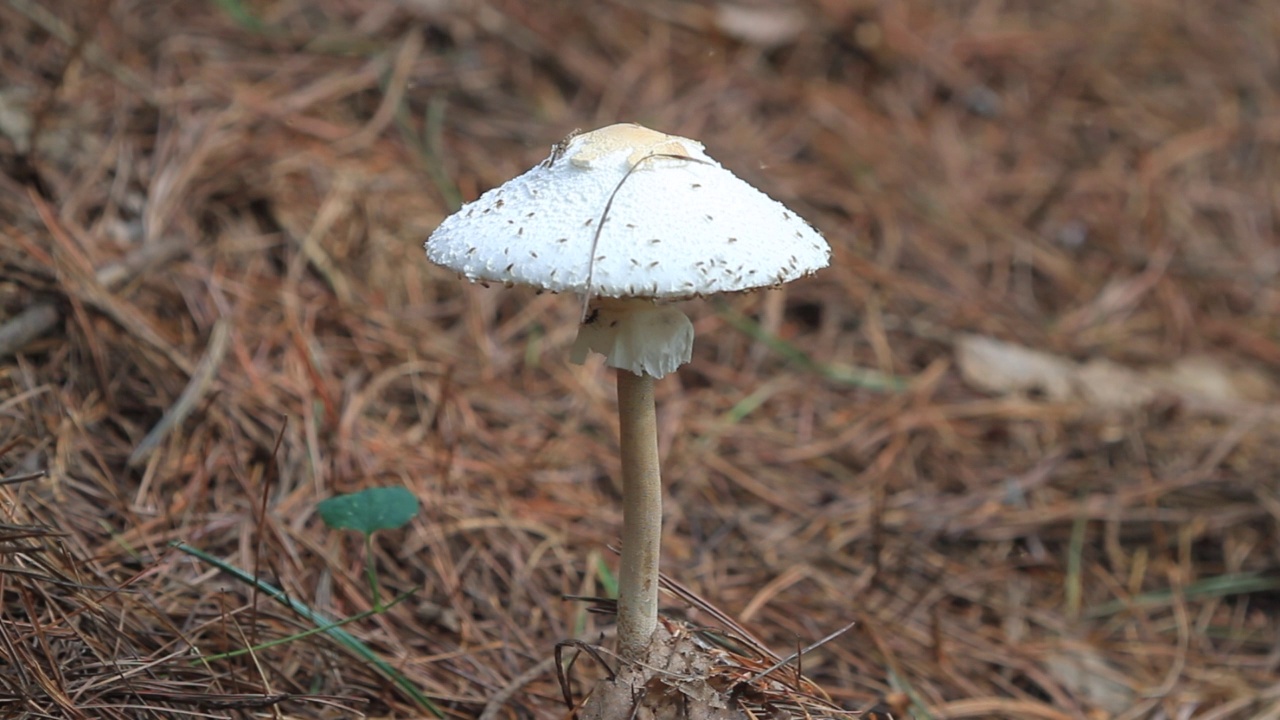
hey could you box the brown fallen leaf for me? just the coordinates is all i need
[713,2,808,47]
[955,334,1279,418]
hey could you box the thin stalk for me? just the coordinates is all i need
[615,370,661,660]
[366,534,383,611]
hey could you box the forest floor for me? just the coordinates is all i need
[2,1,1278,718]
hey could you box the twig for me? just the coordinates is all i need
[744,620,858,685]
[128,320,230,467]
[478,654,558,720]
[0,305,61,358]
[335,27,422,152]
[0,470,46,487]
[4,0,157,103]
[0,236,189,358]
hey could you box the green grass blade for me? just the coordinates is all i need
[173,542,443,717]
[397,93,462,212]
[714,301,906,392]
[1065,508,1087,621]
[198,586,418,662]
[1085,572,1280,619]
[594,553,619,598]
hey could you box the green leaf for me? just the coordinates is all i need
[318,487,419,536]
[213,0,268,33]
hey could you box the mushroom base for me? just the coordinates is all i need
[570,298,694,379]
[577,622,739,720]
[574,618,848,720]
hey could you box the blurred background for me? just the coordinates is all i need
[1,1,1278,718]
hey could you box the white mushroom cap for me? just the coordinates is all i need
[425,123,830,300]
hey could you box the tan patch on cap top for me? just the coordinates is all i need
[569,123,697,169]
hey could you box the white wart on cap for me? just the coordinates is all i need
[426,123,831,378]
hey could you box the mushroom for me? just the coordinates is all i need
[425,123,829,659]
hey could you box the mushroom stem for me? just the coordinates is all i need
[615,369,661,660]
